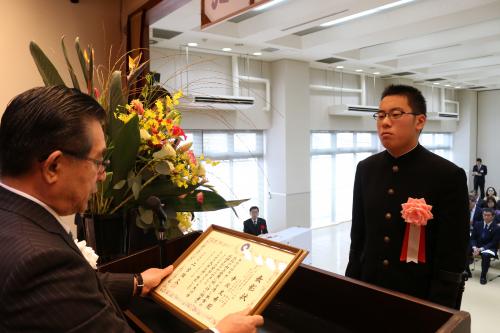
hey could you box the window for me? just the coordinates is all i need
[310,131,454,228]
[419,133,453,162]
[310,132,379,228]
[183,131,265,231]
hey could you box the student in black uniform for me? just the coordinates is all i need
[346,85,469,309]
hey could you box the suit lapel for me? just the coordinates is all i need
[0,187,83,258]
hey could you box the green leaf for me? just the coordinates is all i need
[110,115,140,192]
[170,190,248,212]
[74,37,89,86]
[29,41,65,86]
[108,71,126,138]
[60,36,80,90]
[113,179,126,190]
[138,206,154,225]
[155,161,171,175]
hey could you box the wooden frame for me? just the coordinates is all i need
[151,225,308,329]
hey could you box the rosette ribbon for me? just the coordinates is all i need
[399,197,433,263]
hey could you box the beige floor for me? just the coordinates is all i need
[309,222,500,333]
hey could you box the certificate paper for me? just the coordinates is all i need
[152,225,308,329]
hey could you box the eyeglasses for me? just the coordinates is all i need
[62,150,110,173]
[372,110,420,121]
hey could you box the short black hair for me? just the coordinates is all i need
[381,84,427,116]
[482,208,494,215]
[476,158,482,162]
[249,206,259,212]
[0,86,106,177]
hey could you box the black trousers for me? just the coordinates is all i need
[467,251,495,278]
[474,177,485,199]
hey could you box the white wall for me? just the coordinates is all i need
[477,90,500,190]
[0,0,123,113]
[454,90,478,188]
[150,47,272,130]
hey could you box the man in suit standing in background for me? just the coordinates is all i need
[472,158,487,199]
[0,86,263,333]
[244,206,268,236]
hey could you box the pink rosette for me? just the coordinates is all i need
[400,197,433,264]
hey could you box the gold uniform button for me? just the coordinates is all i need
[383,259,389,267]
[384,236,390,243]
[388,188,395,195]
[392,165,399,173]
[385,212,392,220]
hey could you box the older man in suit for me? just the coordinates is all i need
[243,206,268,236]
[0,86,262,332]
[346,85,469,309]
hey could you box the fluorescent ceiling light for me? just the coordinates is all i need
[373,72,380,75]
[254,0,286,11]
[320,0,416,27]
[444,84,451,87]
[253,52,262,56]
[455,86,461,89]
[355,69,363,72]
[433,82,440,85]
[336,65,344,69]
[187,42,198,47]
[222,47,232,52]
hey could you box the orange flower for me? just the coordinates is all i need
[401,198,433,226]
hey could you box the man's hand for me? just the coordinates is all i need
[472,247,481,256]
[138,265,174,296]
[215,309,264,333]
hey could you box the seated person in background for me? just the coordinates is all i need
[483,197,500,224]
[484,186,499,202]
[470,190,485,210]
[469,193,483,228]
[243,206,268,236]
[465,208,500,284]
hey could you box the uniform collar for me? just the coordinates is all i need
[384,143,423,162]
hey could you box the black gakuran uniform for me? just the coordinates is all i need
[346,144,469,308]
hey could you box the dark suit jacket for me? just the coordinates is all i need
[472,164,487,182]
[0,186,134,332]
[346,145,469,309]
[470,221,500,255]
[243,217,268,236]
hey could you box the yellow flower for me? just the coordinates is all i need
[155,99,164,114]
[128,53,142,72]
[139,129,151,141]
[117,113,135,124]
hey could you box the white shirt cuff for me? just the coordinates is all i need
[209,328,221,333]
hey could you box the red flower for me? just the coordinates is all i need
[132,100,144,115]
[196,192,204,205]
[172,125,187,139]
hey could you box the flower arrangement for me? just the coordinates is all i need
[30,37,247,239]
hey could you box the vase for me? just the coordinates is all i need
[78,212,128,264]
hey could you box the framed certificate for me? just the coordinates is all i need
[151,225,308,329]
